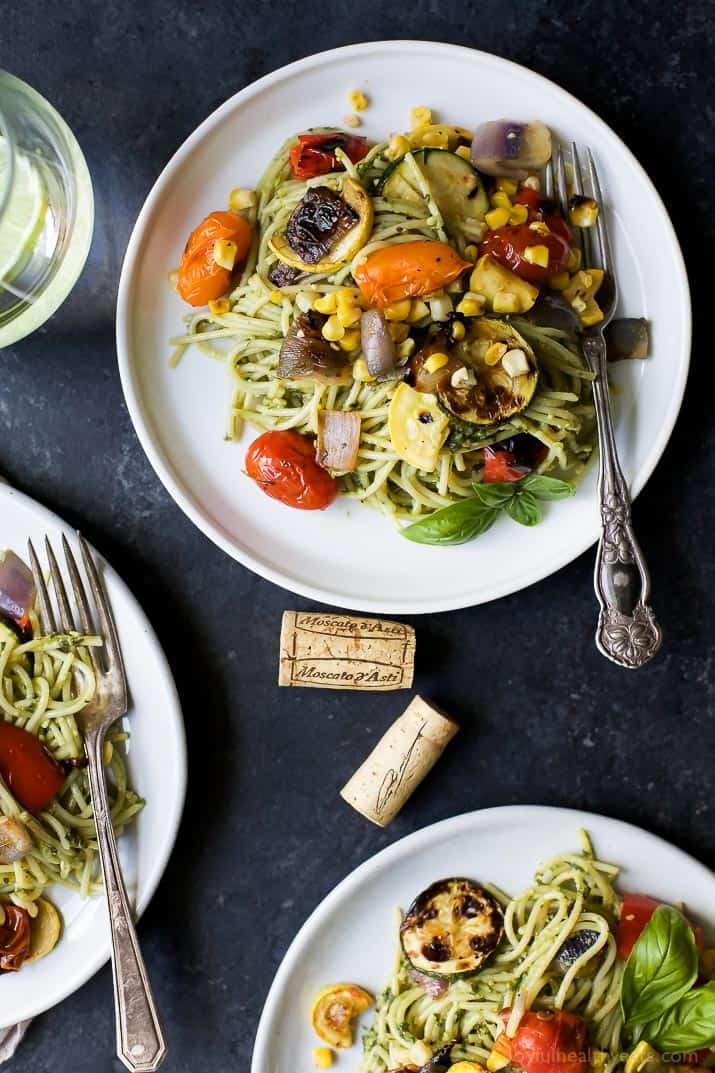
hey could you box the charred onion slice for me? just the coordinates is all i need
[278,311,352,385]
[400,878,504,977]
[269,177,373,273]
[316,411,361,472]
[310,983,373,1048]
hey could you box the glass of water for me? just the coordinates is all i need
[0,71,94,348]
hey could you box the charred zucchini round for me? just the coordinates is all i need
[400,878,504,978]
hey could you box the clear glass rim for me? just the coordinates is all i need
[0,97,15,226]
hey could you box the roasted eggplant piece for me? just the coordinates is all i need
[605,318,649,362]
[267,262,306,288]
[277,311,352,385]
[554,928,600,974]
[269,177,373,273]
[400,878,504,977]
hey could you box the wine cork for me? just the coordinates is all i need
[278,611,415,691]
[341,696,459,826]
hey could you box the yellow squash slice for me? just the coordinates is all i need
[310,983,373,1048]
[269,178,373,274]
[388,383,449,471]
[27,897,61,962]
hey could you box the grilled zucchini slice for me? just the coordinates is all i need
[381,149,488,241]
[400,878,504,978]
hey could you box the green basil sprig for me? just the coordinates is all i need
[645,981,715,1050]
[400,474,575,547]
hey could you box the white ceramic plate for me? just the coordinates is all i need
[0,483,186,1028]
[252,805,714,1073]
[116,41,690,614]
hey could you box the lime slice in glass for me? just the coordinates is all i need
[0,137,47,283]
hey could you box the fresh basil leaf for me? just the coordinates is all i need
[621,906,699,1028]
[506,490,541,527]
[643,981,715,1051]
[471,481,517,509]
[520,474,576,500]
[401,499,499,546]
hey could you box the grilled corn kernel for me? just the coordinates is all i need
[451,320,466,341]
[456,297,483,317]
[103,741,114,766]
[313,1047,334,1069]
[567,246,582,271]
[485,342,507,366]
[456,144,472,160]
[571,296,587,313]
[490,191,512,211]
[523,244,550,268]
[384,299,412,321]
[492,291,520,314]
[349,89,369,111]
[397,338,416,360]
[388,321,410,343]
[523,174,541,191]
[569,195,599,228]
[407,299,430,323]
[353,357,375,382]
[229,187,256,212]
[386,133,410,160]
[344,113,361,128]
[269,291,284,304]
[580,305,604,327]
[425,352,450,373]
[339,328,362,350]
[528,220,551,236]
[549,271,570,291]
[313,293,337,314]
[410,105,432,129]
[336,303,362,328]
[449,1064,488,1073]
[509,203,529,226]
[496,177,519,196]
[209,298,231,315]
[463,243,479,262]
[322,315,345,342]
[213,239,237,270]
[485,207,511,230]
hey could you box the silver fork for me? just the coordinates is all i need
[28,534,166,1072]
[545,145,662,669]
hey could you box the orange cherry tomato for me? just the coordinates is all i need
[177,211,252,307]
[245,430,338,510]
[0,723,66,813]
[0,905,31,972]
[354,240,470,308]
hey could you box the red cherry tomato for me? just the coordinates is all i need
[480,220,571,284]
[289,132,369,180]
[497,1009,589,1073]
[483,436,549,483]
[616,893,663,959]
[0,905,31,971]
[0,723,65,813]
[514,187,543,214]
[245,430,338,510]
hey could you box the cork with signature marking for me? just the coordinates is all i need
[278,611,415,691]
[340,696,459,826]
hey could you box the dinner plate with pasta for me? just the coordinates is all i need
[0,482,186,1027]
[251,806,715,1073]
[117,41,690,613]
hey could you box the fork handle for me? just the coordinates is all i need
[86,730,167,1072]
[584,335,663,669]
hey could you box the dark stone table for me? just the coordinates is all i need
[1,3,713,1069]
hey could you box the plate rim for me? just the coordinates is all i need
[116,39,692,615]
[251,803,714,1072]
[0,481,187,1027]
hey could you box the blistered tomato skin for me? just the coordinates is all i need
[0,724,66,813]
[480,221,571,285]
[245,430,338,510]
[177,211,253,307]
[354,240,470,307]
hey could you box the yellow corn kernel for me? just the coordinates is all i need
[523,174,541,191]
[349,89,369,112]
[339,328,362,350]
[485,342,507,366]
[456,297,484,317]
[229,187,256,212]
[493,292,520,314]
[495,177,519,196]
[322,315,345,342]
[407,298,430,323]
[549,271,570,291]
[388,322,410,343]
[580,304,604,327]
[337,286,362,303]
[571,296,587,313]
[569,196,599,228]
[463,244,479,262]
[509,203,529,226]
[425,352,449,373]
[353,357,375,382]
[336,303,362,328]
[344,113,361,128]
[209,298,231,315]
[386,133,410,160]
[455,144,472,160]
[410,105,432,129]
[490,191,512,211]
[103,741,114,766]
[397,338,416,360]
[485,207,510,230]
[213,239,237,270]
[567,246,582,271]
[313,1048,334,1069]
[383,299,412,321]
[528,220,551,236]
[313,293,337,314]
[451,320,466,341]
[624,1042,660,1073]
[523,245,550,268]
[449,1064,488,1073]
[268,291,284,304]
[487,1051,511,1073]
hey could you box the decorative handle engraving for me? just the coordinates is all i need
[87,732,167,1071]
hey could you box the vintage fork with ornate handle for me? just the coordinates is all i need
[547,145,662,669]
[28,534,166,1072]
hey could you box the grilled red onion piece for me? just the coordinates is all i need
[471,120,552,178]
[316,411,361,472]
[406,966,449,998]
[360,309,398,380]
[278,312,352,385]
[0,551,35,630]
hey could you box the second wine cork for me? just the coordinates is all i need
[340,696,459,827]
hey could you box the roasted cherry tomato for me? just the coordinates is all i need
[0,723,66,813]
[616,894,704,960]
[483,436,549,483]
[177,210,252,307]
[480,220,571,285]
[514,187,543,214]
[0,905,31,972]
[496,1009,589,1073]
[245,430,338,510]
[354,240,470,307]
[289,131,369,180]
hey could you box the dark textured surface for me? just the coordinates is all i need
[1,2,714,1070]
